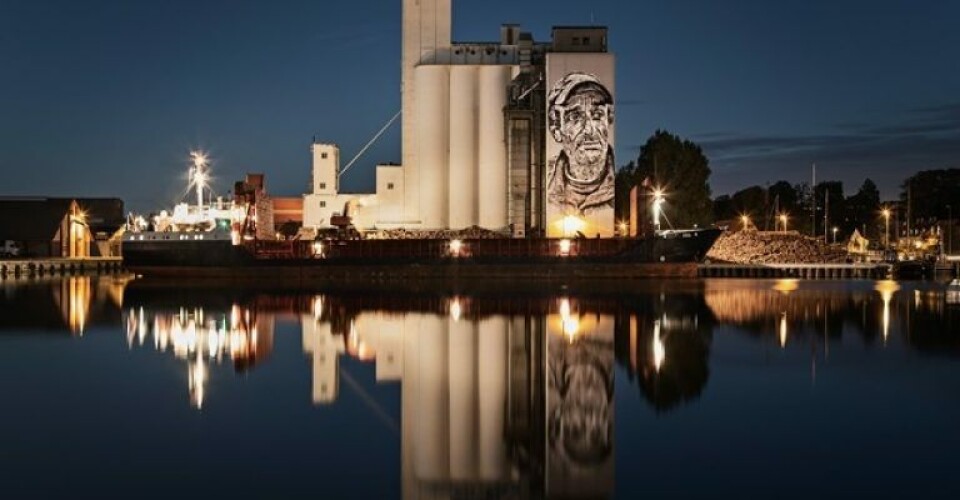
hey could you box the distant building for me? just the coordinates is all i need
[0,197,123,258]
[303,0,615,238]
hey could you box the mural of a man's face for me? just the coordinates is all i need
[550,77,613,183]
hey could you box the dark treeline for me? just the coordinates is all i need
[615,129,960,243]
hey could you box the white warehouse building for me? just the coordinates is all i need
[304,0,616,238]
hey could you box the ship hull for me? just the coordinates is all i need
[122,229,722,280]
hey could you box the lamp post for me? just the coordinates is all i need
[652,188,665,232]
[779,213,788,233]
[832,226,838,244]
[882,208,891,250]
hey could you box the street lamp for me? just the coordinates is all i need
[779,213,788,233]
[882,208,891,250]
[832,226,838,244]
[652,187,666,232]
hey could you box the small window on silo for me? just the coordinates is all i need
[321,152,328,159]
[387,183,395,190]
[319,182,326,190]
[320,201,326,208]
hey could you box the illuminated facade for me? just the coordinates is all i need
[302,1,614,237]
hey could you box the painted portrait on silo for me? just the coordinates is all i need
[545,53,616,237]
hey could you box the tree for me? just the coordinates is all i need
[900,169,960,225]
[619,130,713,228]
[731,185,767,218]
[844,179,880,238]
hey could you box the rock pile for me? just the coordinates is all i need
[706,229,848,264]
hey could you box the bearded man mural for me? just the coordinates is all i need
[546,72,615,217]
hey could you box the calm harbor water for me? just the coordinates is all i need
[1,276,958,498]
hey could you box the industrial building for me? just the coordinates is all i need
[304,0,615,238]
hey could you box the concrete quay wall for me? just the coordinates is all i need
[699,263,891,280]
[0,257,124,280]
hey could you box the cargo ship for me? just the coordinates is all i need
[122,152,721,280]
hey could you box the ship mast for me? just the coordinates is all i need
[190,151,209,208]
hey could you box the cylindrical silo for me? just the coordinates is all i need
[448,66,479,229]
[477,316,508,480]
[478,65,513,230]
[411,313,449,480]
[415,65,450,229]
[448,317,478,479]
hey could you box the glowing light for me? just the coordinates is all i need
[779,213,789,232]
[652,188,666,230]
[449,239,463,257]
[559,238,572,256]
[560,215,586,236]
[618,220,629,235]
[312,241,324,257]
[740,214,751,229]
[652,319,665,372]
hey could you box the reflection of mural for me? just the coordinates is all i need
[547,72,615,218]
[547,299,614,497]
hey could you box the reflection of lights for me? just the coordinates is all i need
[449,297,462,321]
[773,279,799,295]
[62,277,91,335]
[875,280,900,342]
[449,239,463,257]
[559,238,572,256]
[779,312,788,348]
[559,298,581,342]
[188,352,207,410]
[124,305,266,408]
[312,296,324,320]
[652,319,665,372]
[346,321,376,361]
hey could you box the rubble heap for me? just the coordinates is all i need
[706,229,848,264]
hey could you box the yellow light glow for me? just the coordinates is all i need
[559,238,572,255]
[559,215,586,236]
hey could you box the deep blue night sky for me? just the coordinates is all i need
[2,0,958,212]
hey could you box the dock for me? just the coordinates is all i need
[698,263,891,280]
[0,257,124,280]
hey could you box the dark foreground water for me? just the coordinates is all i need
[1,276,959,499]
